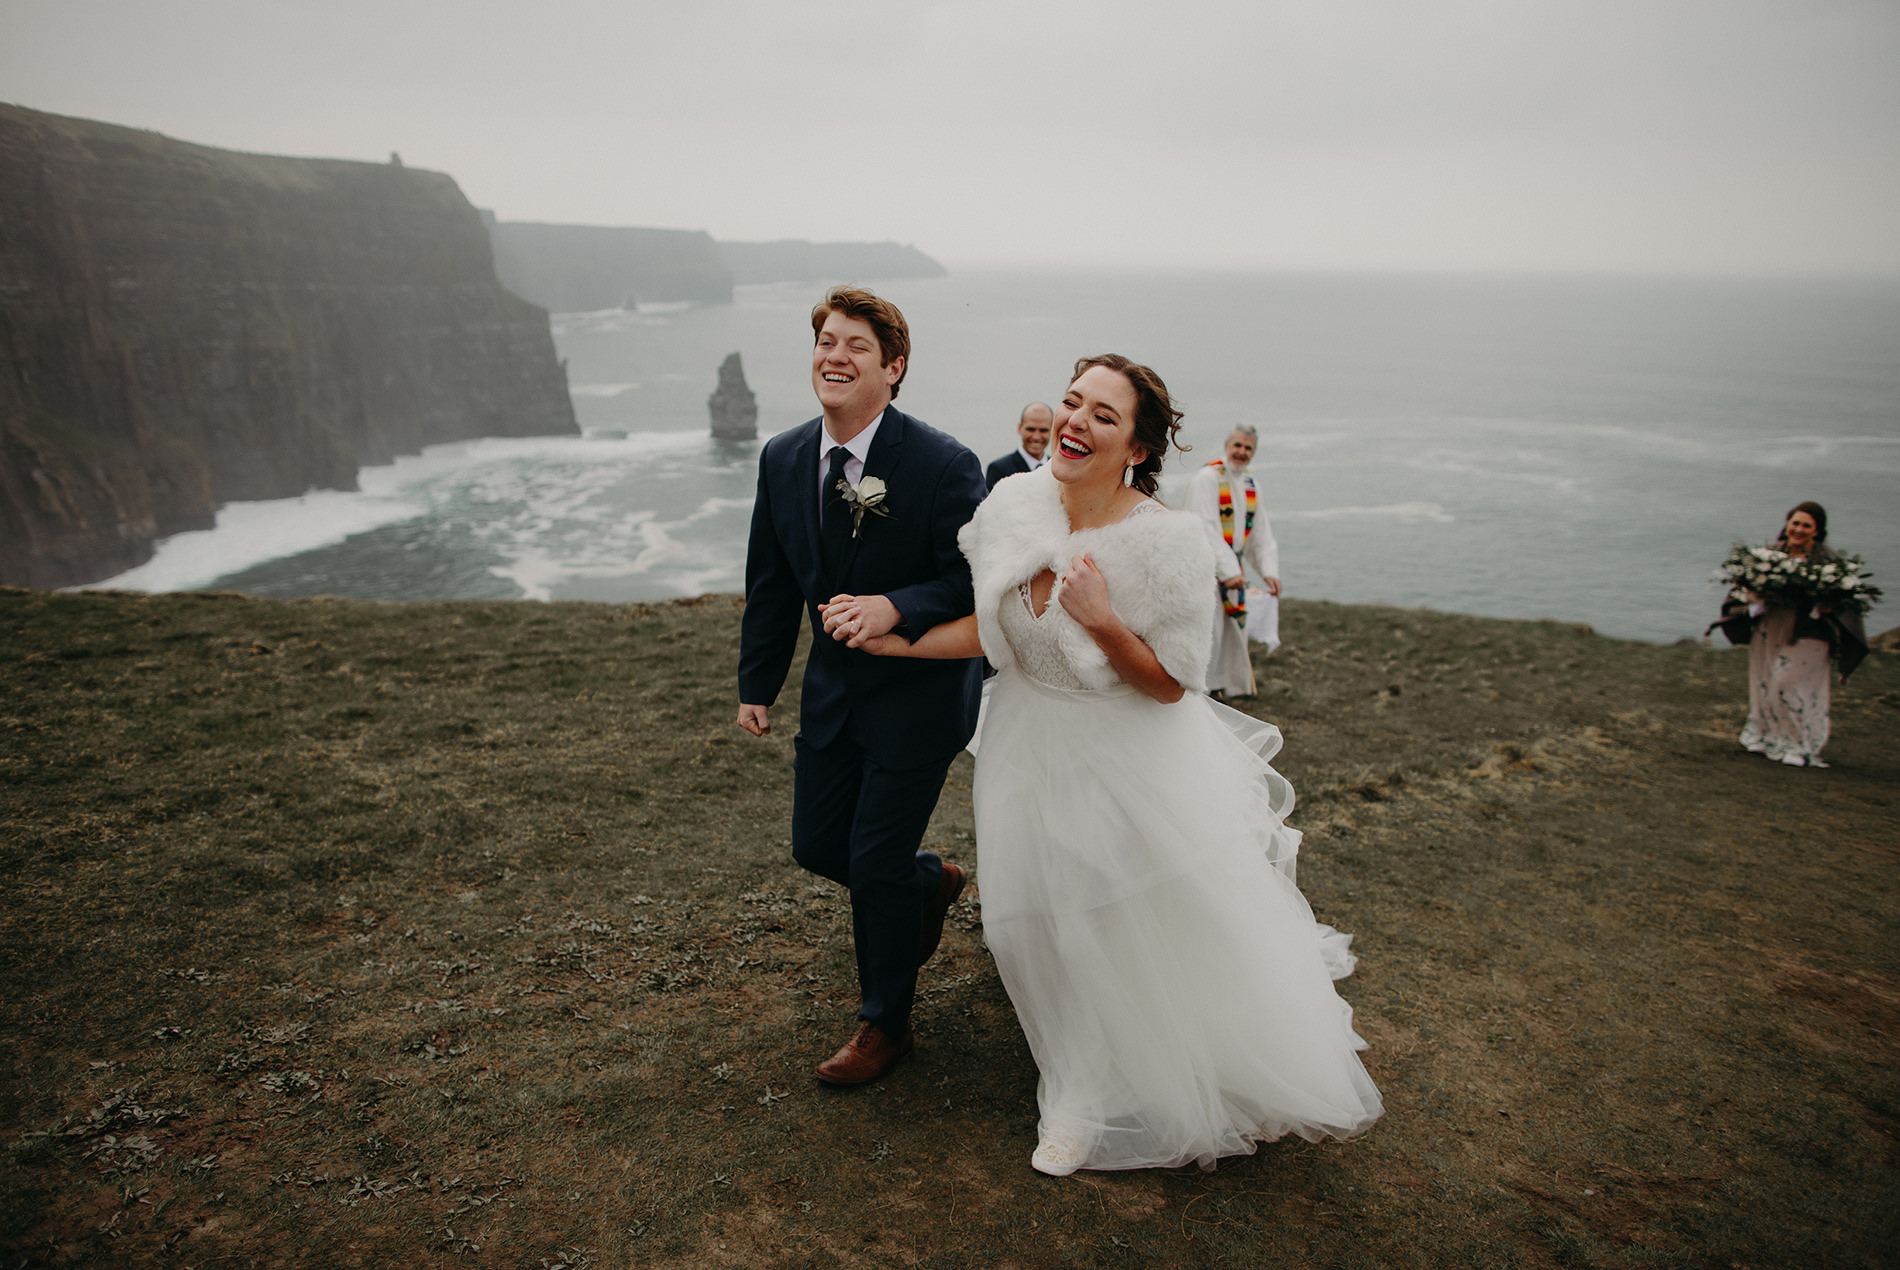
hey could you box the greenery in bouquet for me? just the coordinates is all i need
[1714,543,1882,619]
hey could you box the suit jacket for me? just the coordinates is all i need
[739,406,986,767]
[984,450,1032,491]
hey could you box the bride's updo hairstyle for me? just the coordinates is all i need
[1779,501,1828,546]
[1069,353,1186,497]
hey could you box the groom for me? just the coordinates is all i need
[736,286,986,1085]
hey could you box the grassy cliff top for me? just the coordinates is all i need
[2,588,1895,1267]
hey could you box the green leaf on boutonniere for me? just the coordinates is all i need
[831,476,894,538]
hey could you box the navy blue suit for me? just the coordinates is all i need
[739,405,985,1037]
[984,450,1032,491]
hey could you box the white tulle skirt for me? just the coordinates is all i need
[973,667,1383,1171]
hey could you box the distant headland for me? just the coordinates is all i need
[484,216,947,312]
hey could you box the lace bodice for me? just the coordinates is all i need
[997,581,1091,690]
[995,500,1167,691]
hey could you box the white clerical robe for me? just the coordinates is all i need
[1182,462,1280,696]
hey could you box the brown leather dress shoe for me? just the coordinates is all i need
[918,861,966,966]
[814,1021,914,1086]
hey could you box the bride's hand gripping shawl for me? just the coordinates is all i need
[958,467,1216,694]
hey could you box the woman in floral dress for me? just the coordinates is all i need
[1725,502,1870,768]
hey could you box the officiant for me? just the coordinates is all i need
[1183,425,1280,699]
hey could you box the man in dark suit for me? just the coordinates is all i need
[983,401,1054,490]
[737,287,986,1086]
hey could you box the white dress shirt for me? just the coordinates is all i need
[819,409,887,501]
[1015,445,1045,471]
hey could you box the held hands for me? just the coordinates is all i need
[820,594,901,649]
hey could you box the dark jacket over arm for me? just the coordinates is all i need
[737,458,806,709]
[884,455,981,635]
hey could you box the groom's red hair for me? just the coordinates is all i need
[811,287,912,399]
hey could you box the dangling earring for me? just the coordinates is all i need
[1123,462,1135,487]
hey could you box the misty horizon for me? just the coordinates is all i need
[6,98,1896,285]
[3,0,1896,277]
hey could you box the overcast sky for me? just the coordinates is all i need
[4,0,1897,273]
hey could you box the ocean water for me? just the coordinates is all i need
[98,269,1900,643]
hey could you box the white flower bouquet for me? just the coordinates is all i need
[1714,543,1881,619]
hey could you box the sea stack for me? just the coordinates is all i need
[708,353,758,441]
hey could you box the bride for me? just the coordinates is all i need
[821,354,1382,1175]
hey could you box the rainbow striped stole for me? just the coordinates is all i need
[1210,461,1256,624]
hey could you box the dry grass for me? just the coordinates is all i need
[1,588,1895,1268]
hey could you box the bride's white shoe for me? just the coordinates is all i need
[1031,1137,1088,1177]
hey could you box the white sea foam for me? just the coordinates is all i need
[547,310,676,336]
[74,270,1899,643]
[91,488,430,593]
[1738,434,1900,469]
[1400,452,1582,494]
[482,493,756,602]
[90,431,709,594]
[1278,501,1454,523]
[568,382,641,397]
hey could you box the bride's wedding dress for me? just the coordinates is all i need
[964,474,1382,1172]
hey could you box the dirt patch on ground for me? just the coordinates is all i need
[1,589,1895,1267]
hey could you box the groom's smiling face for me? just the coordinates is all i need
[812,311,903,423]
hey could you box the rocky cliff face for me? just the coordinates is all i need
[0,105,576,589]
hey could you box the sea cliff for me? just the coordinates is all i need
[0,105,576,589]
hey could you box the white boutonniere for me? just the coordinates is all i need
[831,474,892,538]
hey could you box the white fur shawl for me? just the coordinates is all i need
[959,467,1216,693]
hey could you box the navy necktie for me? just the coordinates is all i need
[821,445,852,576]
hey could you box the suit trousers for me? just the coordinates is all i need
[791,733,952,1038]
